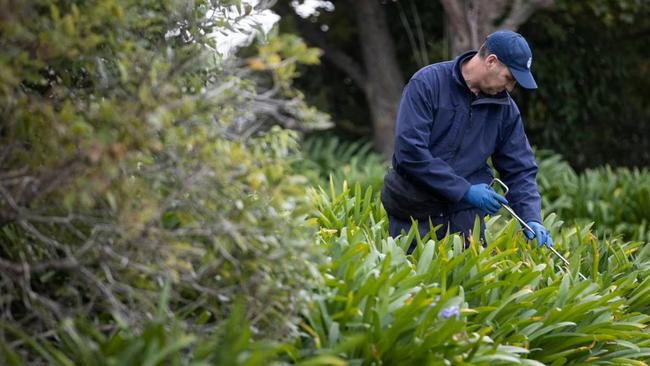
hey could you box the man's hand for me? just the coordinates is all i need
[462,183,508,215]
[524,221,554,248]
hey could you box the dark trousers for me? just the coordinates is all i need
[388,209,486,254]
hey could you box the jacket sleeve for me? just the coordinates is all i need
[491,113,542,223]
[393,78,471,203]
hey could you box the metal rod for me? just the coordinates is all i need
[491,179,588,281]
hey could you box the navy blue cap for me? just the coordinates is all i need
[485,30,537,89]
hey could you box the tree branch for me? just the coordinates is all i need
[440,0,468,34]
[467,0,480,50]
[0,257,79,274]
[295,21,368,92]
[499,0,555,30]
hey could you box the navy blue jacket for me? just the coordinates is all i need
[392,51,542,224]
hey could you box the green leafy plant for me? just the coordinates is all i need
[0,285,330,366]
[537,150,650,241]
[0,1,329,358]
[301,179,650,364]
[298,134,389,193]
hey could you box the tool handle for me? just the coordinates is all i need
[490,179,587,280]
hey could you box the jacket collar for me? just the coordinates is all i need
[452,50,511,106]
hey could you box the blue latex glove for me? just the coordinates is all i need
[524,221,554,248]
[462,184,508,215]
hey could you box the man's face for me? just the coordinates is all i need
[479,54,517,95]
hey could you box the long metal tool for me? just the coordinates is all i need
[491,178,587,281]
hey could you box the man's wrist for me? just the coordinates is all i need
[457,181,473,203]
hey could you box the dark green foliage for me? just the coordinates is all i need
[298,134,389,192]
[518,0,650,168]
[537,150,650,241]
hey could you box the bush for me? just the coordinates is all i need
[537,150,650,241]
[298,134,389,193]
[0,1,328,359]
[0,290,296,366]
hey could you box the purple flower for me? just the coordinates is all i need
[439,305,460,320]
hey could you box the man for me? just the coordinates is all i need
[381,30,553,253]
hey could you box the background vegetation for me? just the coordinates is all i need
[283,0,650,169]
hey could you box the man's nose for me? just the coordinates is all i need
[506,80,517,92]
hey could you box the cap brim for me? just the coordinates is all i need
[510,67,537,89]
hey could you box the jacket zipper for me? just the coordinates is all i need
[451,101,472,164]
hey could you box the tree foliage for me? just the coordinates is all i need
[284,0,650,168]
[520,0,650,168]
[0,0,329,359]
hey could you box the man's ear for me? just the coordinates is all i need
[485,54,499,69]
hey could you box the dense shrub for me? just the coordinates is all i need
[0,1,329,361]
[298,134,388,192]
[521,0,650,169]
[537,150,650,241]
